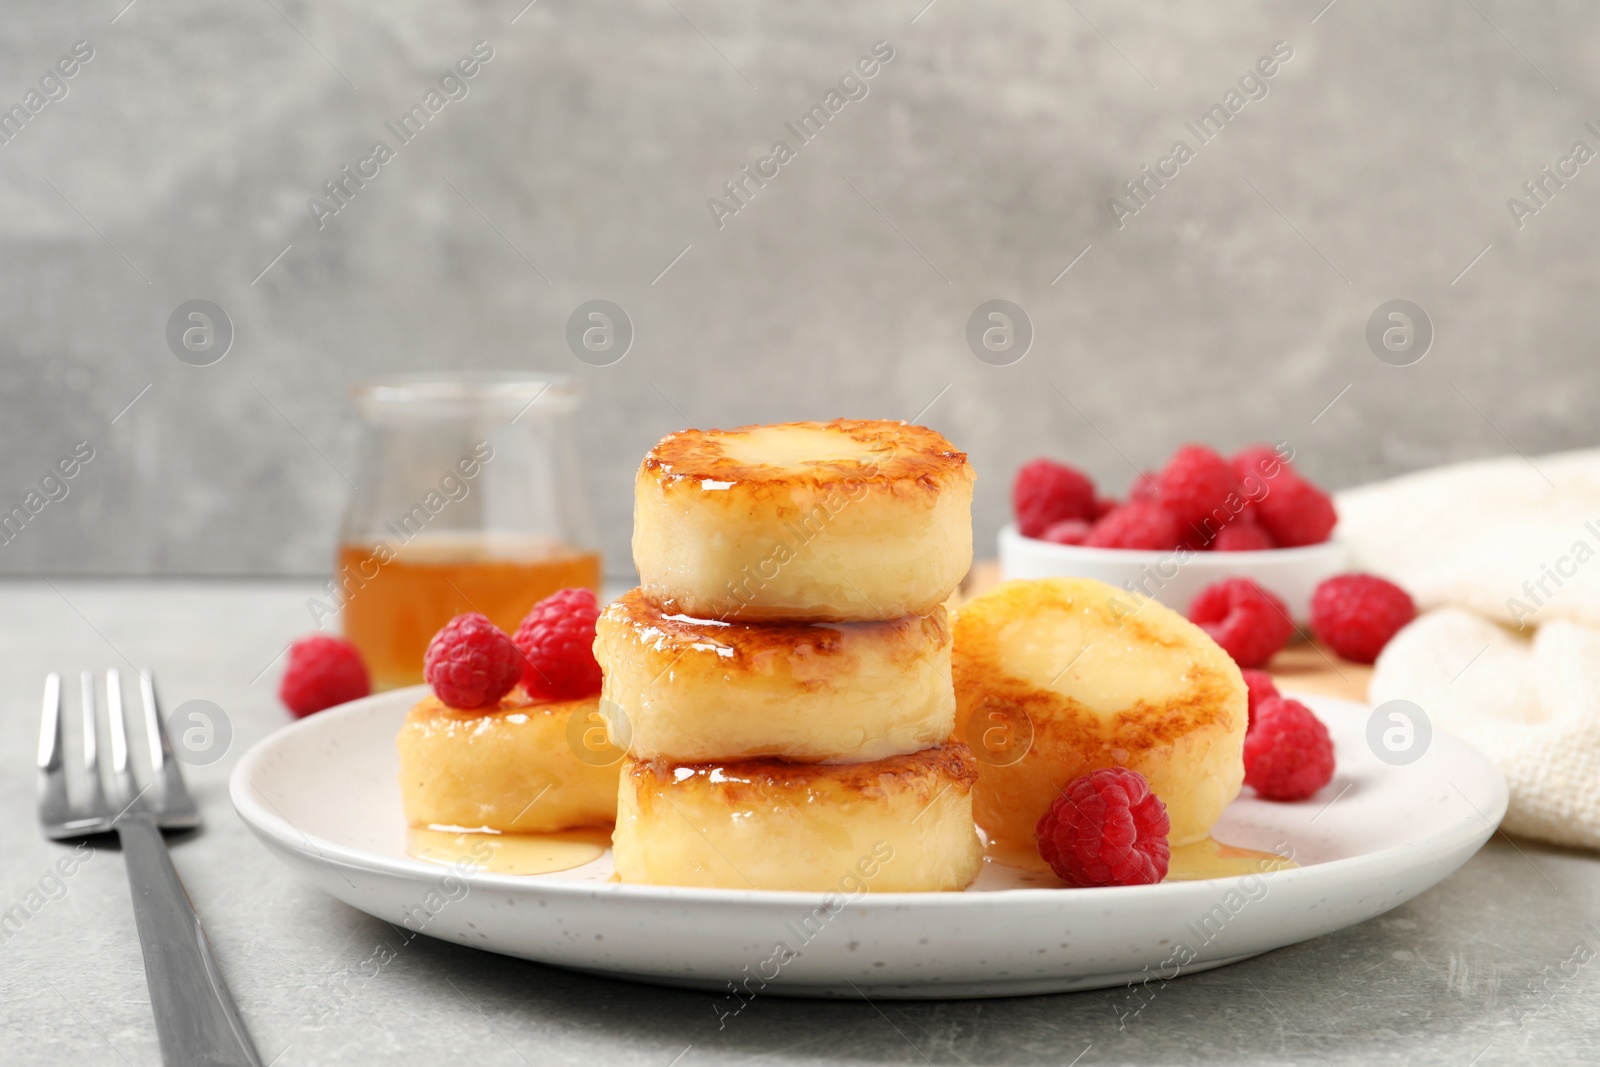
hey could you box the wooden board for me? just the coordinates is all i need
[958,561,1370,703]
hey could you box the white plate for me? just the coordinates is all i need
[998,521,1347,623]
[231,688,1505,999]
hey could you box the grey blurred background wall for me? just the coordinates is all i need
[3,0,1596,578]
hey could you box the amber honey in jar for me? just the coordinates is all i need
[337,375,599,690]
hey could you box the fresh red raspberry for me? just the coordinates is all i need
[1254,476,1337,548]
[1243,696,1336,800]
[513,587,603,700]
[1091,495,1120,521]
[1310,574,1416,663]
[1231,443,1294,487]
[1232,444,1293,518]
[1036,768,1170,887]
[1084,502,1180,550]
[1212,519,1275,552]
[423,612,523,709]
[1188,578,1295,668]
[279,635,370,717]
[1240,668,1279,729]
[1157,445,1239,530]
[1040,518,1093,545]
[1128,471,1162,504]
[1014,459,1097,538]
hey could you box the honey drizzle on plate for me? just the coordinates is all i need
[985,835,1296,884]
[1164,837,1296,881]
[407,826,611,875]
[408,828,1295,882]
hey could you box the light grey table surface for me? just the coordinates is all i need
[1,579,1596,1067]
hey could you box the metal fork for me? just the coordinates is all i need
[38,669,263,1067]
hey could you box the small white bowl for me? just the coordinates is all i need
[998,522,1347,624]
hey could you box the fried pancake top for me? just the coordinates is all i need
[952,577,1246,746]
[407,688,597,722]
[640,419,972,496]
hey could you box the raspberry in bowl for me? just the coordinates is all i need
[999,444,1347,624]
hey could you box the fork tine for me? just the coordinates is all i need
[140,671,199,828]
[106,669,142,820]
[141,670,167,776]
[36,674,69,831]
[37,673,62,770]
[80,670,109,821]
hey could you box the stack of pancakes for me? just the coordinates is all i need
[597,419,984,891]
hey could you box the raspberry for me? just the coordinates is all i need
[1310,574,1416,663]
[1243,697,1336,800]
[1157,445,1238,530]
[1040,519,1092,545]
[1128,471,1162,504]
[1254,476,1337,548]
[1212,519,1275,552]
[279,635,370,717]
[1232,444,1294,519]
[1036,768,1170,887]
[423,612,523,709]
[513,587,604,699]
[1231,443,1294,487]
[1014,459,1097,538]
[1188,578,1295,668]
[1084,502,1180,550]
[1240,668,1279,729]
[1091,496,1120,521]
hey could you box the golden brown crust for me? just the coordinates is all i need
[953,648,1234,751]
[957,684,1233,757]
[602,587,948,675]
[639,419,971,498]
[407,689,593,722]
[626,742,978,803]
[950,579,1239,746]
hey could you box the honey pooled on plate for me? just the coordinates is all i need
[984,835,1295,884]
[407,826,612,876]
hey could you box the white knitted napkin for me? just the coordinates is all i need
[1337,449,1600,850]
